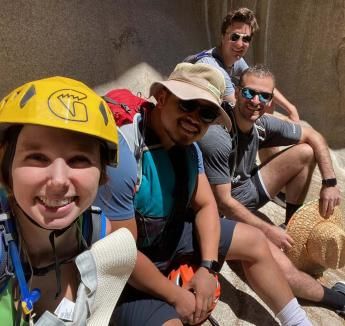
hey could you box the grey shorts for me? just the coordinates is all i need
[231,169,271,211]
[111,218,236,326]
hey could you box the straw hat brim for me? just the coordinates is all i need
[286,200,344,275]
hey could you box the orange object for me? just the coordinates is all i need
[168,263,221,311]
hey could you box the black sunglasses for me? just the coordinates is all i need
[229,32,252,44]
[178,100,220,124]
[240,87,273,103]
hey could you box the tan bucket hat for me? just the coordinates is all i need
[286,200,345,276]
[149,62,232,131]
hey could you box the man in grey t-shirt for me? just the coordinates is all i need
[198,65,344,313]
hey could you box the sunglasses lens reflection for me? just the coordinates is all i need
[230,33,252,43]
[241,88,272,103]
[242,88,254,99]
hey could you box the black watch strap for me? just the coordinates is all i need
[322,178,337,187]
[200,260,221,274]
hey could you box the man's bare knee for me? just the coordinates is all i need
[227,223,271,262]
[268,241,300,282]
[294,143,315,165]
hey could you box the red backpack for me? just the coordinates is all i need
[103,89,154,191]
[102,89,154,127]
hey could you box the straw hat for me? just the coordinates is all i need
[286,200,345,276]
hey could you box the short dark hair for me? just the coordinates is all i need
[239,64,275,87]
[221,7,259,35]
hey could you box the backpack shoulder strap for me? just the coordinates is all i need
[102,95,131,113]
[0,190,13,293]
[0,191,41,313]
[254,119,266,141]
[209,48,228,71]
[120,113,146,191]
[82,206,107,246]
[183,49,213,64]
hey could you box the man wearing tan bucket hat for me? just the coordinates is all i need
[96,62,311,325]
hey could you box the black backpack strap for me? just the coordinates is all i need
[0,223,12,293]
[167,146,191,219]
[0,192,14,293]
[142,146,193,261]
[184,49,212,64]
[209,48,228,71]
[102,96,131,113]
[184,48,226,69]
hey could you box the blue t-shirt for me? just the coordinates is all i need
[94,128,204,222]
[94,132,137,220]
[197,47,248,97]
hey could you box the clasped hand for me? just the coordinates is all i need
[174,267,217,325]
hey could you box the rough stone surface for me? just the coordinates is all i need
[0,1,344,153]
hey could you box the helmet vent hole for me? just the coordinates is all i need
[99,102,109,126]
[20,85,36,108]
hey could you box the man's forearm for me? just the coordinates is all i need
[194,207,220,262]
[273,89,299,121]
[129,251,179,304]
[302,127,336,179]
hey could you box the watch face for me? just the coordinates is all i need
[201,260,221,273]
[322,178,337,187]
[211,260,221,273]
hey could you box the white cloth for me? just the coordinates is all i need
[35,228,136,325]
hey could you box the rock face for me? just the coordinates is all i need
[0,1,343,164]
[0,1,344,324]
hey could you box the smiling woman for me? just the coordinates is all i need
[0,77,136,325]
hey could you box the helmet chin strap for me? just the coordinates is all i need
[15,201,76,299]
[48,229,67,298]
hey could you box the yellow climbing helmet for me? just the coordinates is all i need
[0,76,118,166]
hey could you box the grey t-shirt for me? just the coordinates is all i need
[198,115,302,189]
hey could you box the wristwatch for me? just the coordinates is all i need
[322,178,337,187]
[200,260,221,274]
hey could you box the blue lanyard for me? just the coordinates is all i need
[0,191,41,315]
